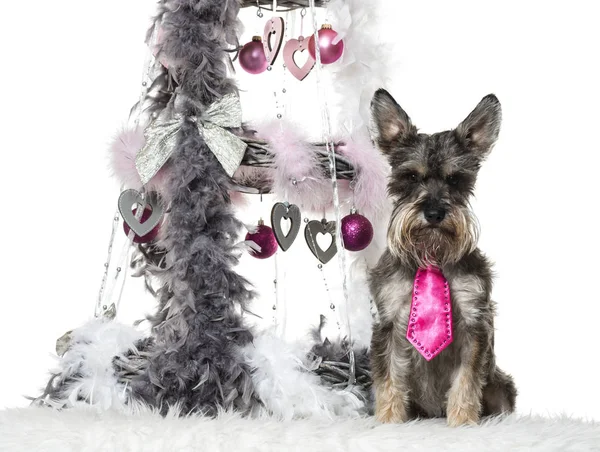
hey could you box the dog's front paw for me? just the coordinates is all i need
[374,378,409,423]
[375,406,409,424]
[447,403,479,427]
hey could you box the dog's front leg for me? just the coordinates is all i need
[371,322,411,423]
[446,335,485,427]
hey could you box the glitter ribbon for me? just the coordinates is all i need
[135,93,247,185]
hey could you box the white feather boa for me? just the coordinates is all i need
[42,318,144,411]
[240,331,366,420]
[328,0,391,136]
[43,320,366,419]
[324,0,393,348]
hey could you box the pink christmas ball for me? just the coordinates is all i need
[123,207,160,244]
[308,26,344,65]
[239,37,268,75]
[341,213,373,252]
[246,224,278,259]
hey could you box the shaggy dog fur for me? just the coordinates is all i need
[369,89,516,426]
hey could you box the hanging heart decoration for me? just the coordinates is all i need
[270,202,301,251]
[283,36,315,81]
[122,206,161,243]
[305,219,337,264]
[118,189,163,239]
[262,17,285,65]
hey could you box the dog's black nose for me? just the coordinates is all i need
[424,207,446,225]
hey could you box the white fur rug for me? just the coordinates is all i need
[1,407,598,452]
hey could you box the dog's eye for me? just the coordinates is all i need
[446,174,459,186]
[407,172,419,182]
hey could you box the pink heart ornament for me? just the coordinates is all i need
[283,36,315,81]
[263,17,285,65]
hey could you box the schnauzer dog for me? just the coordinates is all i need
[368,89,516,426]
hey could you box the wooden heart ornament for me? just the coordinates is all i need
[283,36,315,81]
[263,17,285,65]
[271,202,301,251]
[118,189,163,239]
[305,219,337,264]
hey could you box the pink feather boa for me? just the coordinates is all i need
[255,120,331,213]
[335,131,390,221]
[244,120,389,221]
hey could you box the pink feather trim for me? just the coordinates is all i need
[248,122,390,219]
[255,120,331,213]
[108,127,169,194]
[336,131,390,221]
[228,190,249,207]
[109,127,144,189]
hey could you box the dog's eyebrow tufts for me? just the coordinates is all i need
[397,162,426,174]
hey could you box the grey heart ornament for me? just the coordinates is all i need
[118,189,163,238]
[305,219,337,264]
[270,202,301,251]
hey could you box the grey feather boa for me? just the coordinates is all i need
[130,0,259,415]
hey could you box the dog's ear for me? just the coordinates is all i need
[370,89,416,153]
[455,94,502,156]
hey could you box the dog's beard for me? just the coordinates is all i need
[387,202,479,267]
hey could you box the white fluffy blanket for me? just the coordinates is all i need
[1,407,598,452]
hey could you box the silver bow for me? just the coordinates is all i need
[135,93,247,185]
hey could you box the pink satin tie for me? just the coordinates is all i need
[406,266,453,361]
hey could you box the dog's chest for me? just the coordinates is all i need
[380,270,485,331]
[448,274,487,328]
[380,271,486,415]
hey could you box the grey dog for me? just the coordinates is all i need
[368,89,516,426]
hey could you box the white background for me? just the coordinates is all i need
[1,0,599,421]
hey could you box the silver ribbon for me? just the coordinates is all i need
[135,93,247,185]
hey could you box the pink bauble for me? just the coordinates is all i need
[246,224,278,259]
[239,37,268,75]
[308,25,344,65]
[123,207,160,244]
[341,213,373,252]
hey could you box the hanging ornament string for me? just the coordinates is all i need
[318,263,340,333]
[273,252,288,337]
[95,211,138,318]
[96,18,163,319]
[95,214,120,318]
[278,10,289,125]
[350,178,375,320]
[96,15,167,320]
[267,0,284,123]
[272,254,278,326]
[272,0,286,338]
[95,190,147,318]
[275,210,289,338]
[129,17,162,128]
[308,0,355,385]
[104,229,137,316]
[304,215,341,334]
